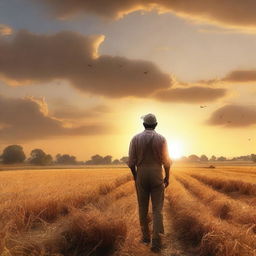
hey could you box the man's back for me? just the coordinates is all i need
[128,129,171,169]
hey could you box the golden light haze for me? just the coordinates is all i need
[0,1,256,161]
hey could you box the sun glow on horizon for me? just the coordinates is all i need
[167,139,184,160]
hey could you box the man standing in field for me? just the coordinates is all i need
[128,113,172,253]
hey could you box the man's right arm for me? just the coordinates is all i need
[128,137,137,180]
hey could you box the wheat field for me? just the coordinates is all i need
[0,163,256,256]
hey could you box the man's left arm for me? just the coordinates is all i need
[162,138,172,187]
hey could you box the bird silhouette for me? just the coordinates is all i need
[144,71,148,75]
[200,105,207,108]
[88,64,93,67]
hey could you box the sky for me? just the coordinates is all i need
[0,0,256,160]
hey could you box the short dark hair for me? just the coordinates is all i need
[143,122,157,129]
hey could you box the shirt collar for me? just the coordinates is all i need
[143,129,156,133]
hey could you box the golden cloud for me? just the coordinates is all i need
[0,30,171,98]
[0,94,111,141]
[0,24,13,36]
[207,104,256,127]
[40,0,256,30]
[153,86,227,103]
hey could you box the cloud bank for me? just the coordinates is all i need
[0,24,13,36]
[153,86,227,103]
[0,30,227,103]
[40,0,256,30]
[0,95,110,141]
[0,30,171,98]
[207,104,256,127]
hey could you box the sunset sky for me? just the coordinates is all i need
[0,0,256,160]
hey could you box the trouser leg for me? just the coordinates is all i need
[136,182,150,239]
[151,184,164,242]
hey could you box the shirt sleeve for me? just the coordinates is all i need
[162,138,172,168]
[128,136,137,168]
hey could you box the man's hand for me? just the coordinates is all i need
[133,172,137,181]
[130,165,137,181]
[164,177,169,188]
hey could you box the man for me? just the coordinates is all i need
[128,113,172,253]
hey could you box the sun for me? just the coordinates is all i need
[167,139,184,159]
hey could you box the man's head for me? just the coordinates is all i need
[141,113,158,129]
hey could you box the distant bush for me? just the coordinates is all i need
[2,145,26,164]
[29,149,53,165]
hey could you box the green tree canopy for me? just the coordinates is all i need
[30,149,53,165]
[2,145,26,164]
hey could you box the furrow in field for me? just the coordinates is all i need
[191,174,256,196]
[175,173,256,234]
[165,177,256,256]
[0,175,136,256]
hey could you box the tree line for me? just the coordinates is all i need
[0,145,128,165]
[0,145,255,165]
[180,154,256,163]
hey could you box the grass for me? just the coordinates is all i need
[0,163,256,256]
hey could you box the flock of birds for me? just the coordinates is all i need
[199,105,252,142]
[86,63,253,142]
[87,63,149,74]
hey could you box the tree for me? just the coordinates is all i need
[112,159,121,165]
[91,154,104,164]
[251,154,256,163]
[2,145,26,164]
[210,155,217,161]
[120,156,129,164]
[217,156,227,161]
[103,155,112,164]
[85,154,113,165]
[200,155,208,162]
[188,154,200,162]
[56,154,77,165]
[30,149,53,165]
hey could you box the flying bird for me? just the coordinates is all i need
[200,105,207,108]
[144,71,148,75]
[88,64,93,67]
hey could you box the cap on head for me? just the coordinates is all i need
[141,113,157,125]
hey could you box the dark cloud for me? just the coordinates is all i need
[223,70,256,83]
[52,104,110,120]
[207,104,256,127]
[153,86,227,103]
[40,0,256,30]
[198,70,256,85]
[0,30,171,98]
[0,95,111,142]
[0,24,13,36]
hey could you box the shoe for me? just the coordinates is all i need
[140,237,150,245]
[150,246,161,253]
[151,238,162,253]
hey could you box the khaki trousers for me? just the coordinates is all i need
[135,164,164,240]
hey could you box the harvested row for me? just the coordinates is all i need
[1,177,137,256]
[4,200,131,256]
[166,178,256,256]
[0,173,132,232]
[176,174,256,234]
[191,174,256,196]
